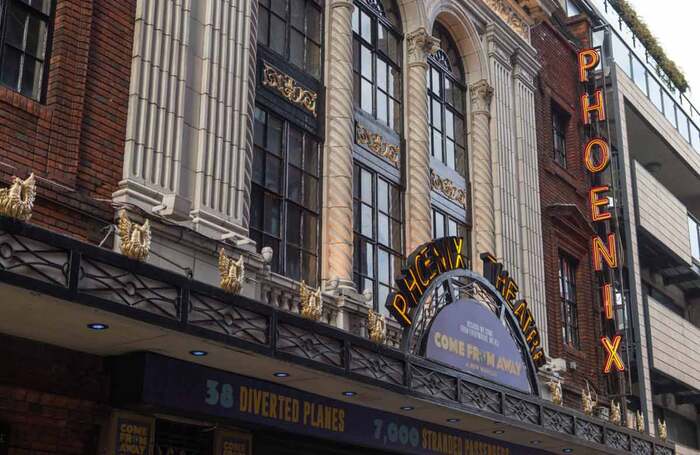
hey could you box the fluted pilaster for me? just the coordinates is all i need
[470,80,496,272]
[321,0,355,289]
[405,28,440,253]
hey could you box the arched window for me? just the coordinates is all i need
[429,22,469,246]
[429,23,466,174]
[352,0,402,132]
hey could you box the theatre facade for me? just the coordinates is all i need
[0,0,681,453]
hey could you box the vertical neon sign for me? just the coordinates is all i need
[577,49,625,374]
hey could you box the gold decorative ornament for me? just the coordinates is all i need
[581,387,597,416]
[367,309,387,344]
[355,124,400,167]
[430,170,467,209]
[483,0,529,40]
[299,280,322,321]
[0,173,36,221]
[218,248,245,295]
[658,418,667,441]
[547,379,562,406]
[262,62,317,116]
[117,209,151,261]
[635,410,645,433]
[609,399,622,426]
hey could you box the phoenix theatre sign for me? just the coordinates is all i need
[578,49,625,374]
[385,237,545,394]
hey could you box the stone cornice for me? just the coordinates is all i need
[481,0,531,41]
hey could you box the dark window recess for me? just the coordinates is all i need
[154,420,214,455]
[552,104,568,168]
[352,0,402,133]
[428,23,467,175]
[0,0,52,100]
[257,0,322,79]
[251,106,321,287]
[353,163,403,314]
[559,254,580,348]
[432,207,466,240]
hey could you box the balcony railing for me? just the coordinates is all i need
[589,0,700,155]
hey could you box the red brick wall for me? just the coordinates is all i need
[532,19,607,402]
[0,0,135,242]
[0,334,110,454]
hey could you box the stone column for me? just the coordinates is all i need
[321,0,355,290]
[469,79,496,273]
[404,28,440,253]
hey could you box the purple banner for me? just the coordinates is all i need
[425,298,531,393]
[137,354,550,455]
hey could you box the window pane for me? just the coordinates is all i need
[0,46,21,90]
[387,33,399,64]
[23,0,51,15]
[631,56,647,94]
[360,45,372,78]
[270,15,286,55]
[648,77,663,112]
[290,0,304,30]
[304,138,319,176]
[432,99,442,129]
[265,155,282,192]
[361,79,373,113]
[433,211,444,238]
[303,212,318,251]
[360,11,372,42]
[258,9,269,45]
[250,186,264,229]
[377,179,389,213]
[445,110,454,139]
[679,112,690,142]
[302,252,317,287]
[287,204,302,245]
[391,219,402,251]
[432,129,443,160]
[361,203,373,237]
[454,117,464,147]
[254,108,266,146]
[376,59,387,90]
[20,58,40,100]
[360,168,372,202]
[430,67,440,95]
[662,91,677,127]
[445,140,455,170]
[352,6,359,34]
[448,219,458,236]
[378,213,389,246]
[6,5,27,49]
[611,33,631,76]
[303,174,318,211]
[288,127,303,167]
[267,114,283,155]
[271,0,287,16]
[361,239,373,275]
[287,167,302,203]
[306,42,321,78]
[307,5,321,42]
[377,91,388,123]
[252,149,265,184]
[286,246,301,281]
[290,30,305,68]
[25,15,47,58]
[456,145,467,176]
[390,185,401,219]
[264,194,281,236]
[378,249,390,284]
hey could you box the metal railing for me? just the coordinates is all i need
[589,0,700,155]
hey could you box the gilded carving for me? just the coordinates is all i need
[483,0,529,40]
[218,248,245,295]
[609,399,622,425]
[0,173,36,221]
[117,209,151,261]
[406,28,440,64]
[547,378,562,406]
[262,63,317,116]
[658,418,667,441]
[367,309,387,344]
[635,410,645,433]
[581,387,597,416]
[355,123,400,166]
[300,280,323,321]
[430,170,467,209]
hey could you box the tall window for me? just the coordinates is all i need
[432,208,466,239]
[559,254,579,348]
[0,0,52,100]
[257,0,322,79]
[353,164,403,314]
[429,23,466,174]
[352,0,402,132]
[251,106,321,287]
[552,105,568,167]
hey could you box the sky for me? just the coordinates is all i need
[627,0,700,107]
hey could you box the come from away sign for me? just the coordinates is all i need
[425,298,531,393]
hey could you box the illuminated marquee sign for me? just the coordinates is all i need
[480,253,545,367]
[577,49,625,374]
[385,237,545,373]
